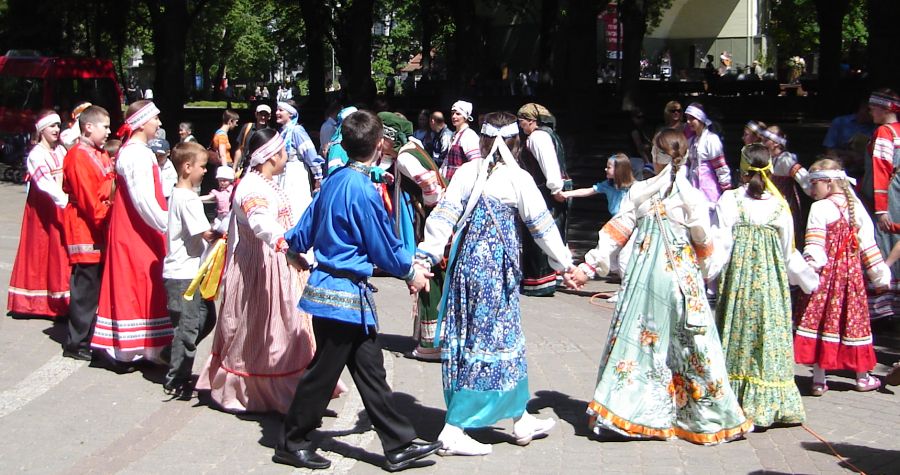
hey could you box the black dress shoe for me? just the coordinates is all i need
[62,348,92,361]
[272,446,331,470]
[383,440,442,472]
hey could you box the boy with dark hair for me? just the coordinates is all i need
[275,110,441,472]
[163,142,219,398]
[61,105,113,360]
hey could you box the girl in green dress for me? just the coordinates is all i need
[712,144,817,427]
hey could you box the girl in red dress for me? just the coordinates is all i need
[92,100,173,363]
[795,158,890,395]
[8,110,70,318]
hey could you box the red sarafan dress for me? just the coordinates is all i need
[794,195,888,373]
[92,141,172,362]
[8,144,71,317]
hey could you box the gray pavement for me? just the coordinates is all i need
[0,181,899,474]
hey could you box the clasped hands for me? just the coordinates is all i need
[561,265,589,290]
[407,261,434,294]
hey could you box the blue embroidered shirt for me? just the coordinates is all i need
[285,161,414,328]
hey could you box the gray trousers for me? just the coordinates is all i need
[163,278,216,386]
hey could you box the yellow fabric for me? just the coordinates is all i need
[739,151,793,250]
[184,238,227,300]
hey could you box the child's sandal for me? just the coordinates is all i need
[810,382,828,397]
[854,374,881,392]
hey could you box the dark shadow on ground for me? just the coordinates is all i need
[529,390,592,438]
[377,332,419,358]
[40,318,68,345]
[801,441,900,474]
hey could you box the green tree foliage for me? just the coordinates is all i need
[770,0,867,60]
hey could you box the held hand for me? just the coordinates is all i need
[286,252,311,271]
[552,191,566,203]
[313,179,322,193]
[408,265,434,294]
[878,214,894,232]
[562,267,588,290]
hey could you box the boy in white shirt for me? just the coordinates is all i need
[163,142,220,398]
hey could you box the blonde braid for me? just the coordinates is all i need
[838,179,858,231]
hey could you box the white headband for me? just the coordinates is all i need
[277,102,297,117]
[126,102,160,130]
[685,105,711,126]
[35,114,61,134]
[759,128,787,146]
[480,122,519,138]
[249,134,285,167]
[808,170,857,186]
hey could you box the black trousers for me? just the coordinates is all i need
[281,317,416,453]
[66,263,102,352]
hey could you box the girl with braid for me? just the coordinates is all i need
[794,158,890,395]
[569,128,751,444]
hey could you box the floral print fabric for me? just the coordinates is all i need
[587,203,751,445]
[716,200,805,427]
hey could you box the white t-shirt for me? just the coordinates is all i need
[163,187,211,279]
[160,158,178,199]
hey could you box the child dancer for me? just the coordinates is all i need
[562,153,634,216]
[760,124,811,247]
[570,128,751,444]
[92,100,172,364]
[277,111,440,471]
[795,158,890,395]
[416,112,575,455]
[197,128,331,414]
[712,144,817,427]
[61,105,114,360]
[741,120,766,146]
[685,102,731,205]
[868,89,900,321]
[163,142,219,398]
[8,110,71,319]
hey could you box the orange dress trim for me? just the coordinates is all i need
[587,400,752,445]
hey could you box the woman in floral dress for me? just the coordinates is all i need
[711,144,817,427]
[570,128,751,444]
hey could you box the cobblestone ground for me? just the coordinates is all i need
[0,181,898,474]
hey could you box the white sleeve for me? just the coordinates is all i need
[803,200,833,270]
[239,191,285,248]
[417,161,477,263]
[855,199,891,287]
[580,195,636,278]
[707,190,738,280]
[397,150,444,207]
[528,131,563,194]
[120,150,168,232]
[515,169,572,271]
[27,148,68,208]
[183,196,212,238]
[460,129,482,161]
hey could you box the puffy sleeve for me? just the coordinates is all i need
[872,125,897,214]
[527,131,564,194]
[119,149,167,232]
[515,168,572,271]
[703,132,731,191]
[855,199,891,287]
[803,200,833,271]
[580,196,637,278]
[775,152,811,195]
[291,126,325,180]
[240,190,285,248]
[397,150,444,207]
[459,128,482,162]
[27,147,68,208]
[416,161,477,264]
[707,189,738,280]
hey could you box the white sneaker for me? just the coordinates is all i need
[606,292,619,303]
[513,413,556,446]
[437,425,492,456]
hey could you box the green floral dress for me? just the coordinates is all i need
[716,197,805,427]
[587,196,752,445]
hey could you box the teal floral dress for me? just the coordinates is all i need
[583,188,752,445]
[715,194,805,427]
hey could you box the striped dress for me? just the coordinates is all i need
[197,171,322,414]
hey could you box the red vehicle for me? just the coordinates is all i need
[0,51,123,181]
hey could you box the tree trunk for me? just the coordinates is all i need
[334,0,376,104]
[619,0,648,112]
[420,0,434,74]
[147,0,192,136]
[867,0,900,92]
[448,0,477,91]
[813,0,849,115]
[563,0,598,131]
[300,1,327,108]
[540,0,560,75]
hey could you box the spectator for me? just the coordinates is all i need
[428,111,452,168]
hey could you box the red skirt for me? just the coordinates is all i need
[7,185,70,317]
[92,172,171,362]
[794,217,876,373]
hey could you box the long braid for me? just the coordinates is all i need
[838,179,858,231]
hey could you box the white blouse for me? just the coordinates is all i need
[525,129,564,194]
[232,171,287,248]
[418,158,572,270]
[26,143,68,208]
[117,141,167,233]
[772,151,811,195]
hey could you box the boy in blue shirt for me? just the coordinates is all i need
[275,110,440,472]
